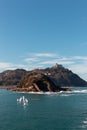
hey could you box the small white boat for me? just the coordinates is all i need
[17,96,28,106]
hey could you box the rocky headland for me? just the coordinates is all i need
[16,70,72,92]
[0,64,87,92]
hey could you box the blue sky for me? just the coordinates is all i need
[0,0,87,80]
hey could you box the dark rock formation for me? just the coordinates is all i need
[17,70,61,92]
[41,64,87,87]
[0,64,87,88]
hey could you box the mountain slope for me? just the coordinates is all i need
[0,69,26,86]
[0,64,87,87]
[41,64,87,87]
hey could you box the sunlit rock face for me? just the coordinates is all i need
[17,70,61,92]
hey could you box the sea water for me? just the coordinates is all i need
[0,87,87,130]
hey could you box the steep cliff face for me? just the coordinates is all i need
[17,70,61,92]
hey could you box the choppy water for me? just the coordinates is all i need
[0,87,87,130]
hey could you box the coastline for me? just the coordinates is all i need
[0,86,72,92]
[0,86,16,89]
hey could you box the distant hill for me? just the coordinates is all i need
[0,64,87,87]
[0,69,26,86]
[41,64,87,87]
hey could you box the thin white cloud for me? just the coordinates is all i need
[24,57,39,62]
[70,56,87,60]
[39,60,74,65]
[68,63,87,81]
[68,63,87,74]
[0,62,28,72]
[58,56,87,61]
[0,62,13,70]
[32,53,57,57]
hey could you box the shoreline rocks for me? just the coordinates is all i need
[6,86,72,93]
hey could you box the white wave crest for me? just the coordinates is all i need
[28,91,62,95]
[60,94,72,97]
[83,120,87,124]
[81,118,87,128]
[73,90,87,93]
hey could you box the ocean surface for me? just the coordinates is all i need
[0,88,87,130]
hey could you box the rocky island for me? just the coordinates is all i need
[0,64,87,92]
